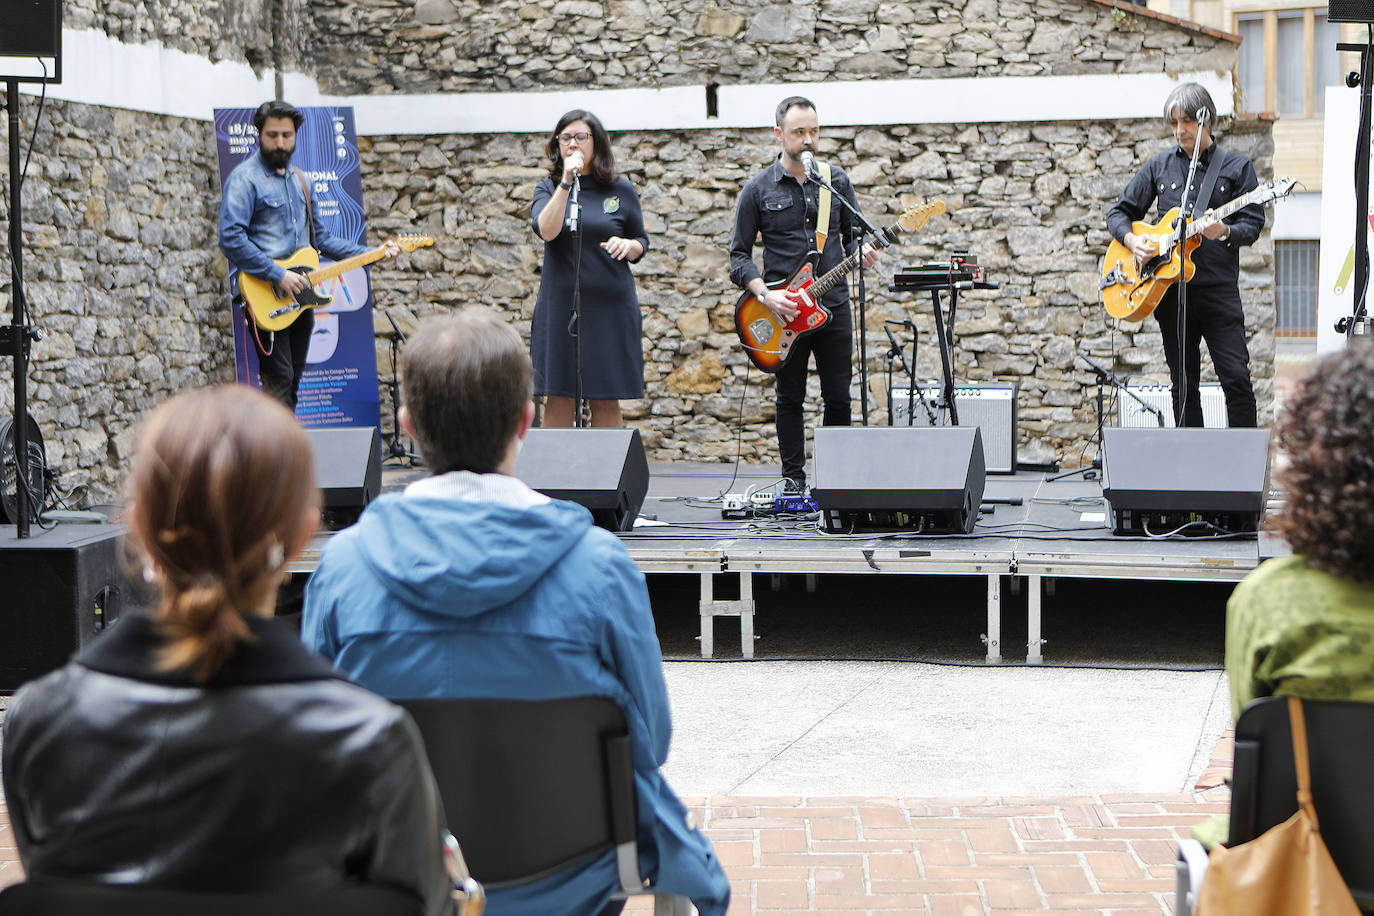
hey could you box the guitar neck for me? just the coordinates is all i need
[1182,188,1266,240]
[811,224,897,297]
[306,246,388,285]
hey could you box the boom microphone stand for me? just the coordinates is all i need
[382,310,421,465]
[803,159,890,426]
[4,81,36,536]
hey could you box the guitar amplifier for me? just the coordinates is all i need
[890,383,1017,474]
[1117,383,1227,428]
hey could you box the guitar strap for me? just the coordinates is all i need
[1190,147,1225,220]
[293,166,316,249]
[814,161,833,252]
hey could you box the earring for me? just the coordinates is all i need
[266,541,285,569]
[142,563,157,584]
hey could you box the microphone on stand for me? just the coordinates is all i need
[566,151,584,233]
[1196,107,1211,124]
[799,150,820,181]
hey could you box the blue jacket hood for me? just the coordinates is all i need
[345,491,595,616]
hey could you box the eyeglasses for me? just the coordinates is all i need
[557,132,591,144]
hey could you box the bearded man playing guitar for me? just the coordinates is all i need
[1106,82,1265,428]
[729,96,881,492]
[219,100,398,410]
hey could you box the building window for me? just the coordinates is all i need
[1276,239,1319,337]
[1237,10,1343,117]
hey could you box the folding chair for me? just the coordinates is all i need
[1175,697,1374,915]
[399,695,693,915]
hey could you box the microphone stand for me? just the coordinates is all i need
[1047,355,1164,482]
[804,163,889,427]
[566,169,587,428]
[1172,112,1209,426]
[883,323,910,427]
[1338,35,1374,339]
[382,310,421,465]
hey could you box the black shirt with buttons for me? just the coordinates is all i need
[729,157,863,311]
[1106,142,1265,288]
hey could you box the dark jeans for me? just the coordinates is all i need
[775,304,852,485]
[248,305,314,412]
[1153,283,1257,428]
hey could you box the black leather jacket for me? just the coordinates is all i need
[1,614,453,915]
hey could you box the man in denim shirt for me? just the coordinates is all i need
[729,96,879,491]
[219,100,395,409]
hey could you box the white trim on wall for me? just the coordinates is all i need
[20,28,1233,135]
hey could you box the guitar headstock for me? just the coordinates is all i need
[897,200,947,233]
[1261,177,1298,202]
[391,235,436,252]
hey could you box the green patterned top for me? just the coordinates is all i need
[1227,554,1374,723]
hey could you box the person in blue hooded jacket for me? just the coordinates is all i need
[301,307,729,916]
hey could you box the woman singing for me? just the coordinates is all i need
[531,109,649,428]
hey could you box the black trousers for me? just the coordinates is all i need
[1153,282,1257,428]
[249,306,314,412]
[774,304,852,486]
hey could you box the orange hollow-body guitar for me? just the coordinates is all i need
[238,235,434,332]
[1099,178,1295,322]
[734,201,945,373]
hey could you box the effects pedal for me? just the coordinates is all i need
[773,494,819,513]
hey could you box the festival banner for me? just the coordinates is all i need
[212,106,381,429]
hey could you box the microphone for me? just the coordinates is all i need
[1196,107,1210,124]
[567,150,585,173]
[799,150,819,181]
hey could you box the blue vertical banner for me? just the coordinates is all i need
[213,106,381,430]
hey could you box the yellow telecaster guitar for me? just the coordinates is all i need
[734,200,946,373]
[239,235,434,332]
[1099,178,1295,322]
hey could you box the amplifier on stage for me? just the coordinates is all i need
[1118,383,1227,428]
[889,383,1017,474]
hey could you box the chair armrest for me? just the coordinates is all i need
[1174,839,1209,916]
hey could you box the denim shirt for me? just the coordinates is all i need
[218,152,369,284]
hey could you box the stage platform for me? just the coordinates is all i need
[288,460,1283,665]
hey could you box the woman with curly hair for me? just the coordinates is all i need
[1225,339,1374,721]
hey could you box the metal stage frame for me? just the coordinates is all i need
[286,460,1275,665]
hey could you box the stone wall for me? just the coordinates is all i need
[0,0,1274,501]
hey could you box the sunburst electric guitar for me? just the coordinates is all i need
[239,235,434,332]
[734,200,946,373]
[1099,177,1295,322]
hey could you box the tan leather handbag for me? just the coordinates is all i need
[1196,697,1360,916]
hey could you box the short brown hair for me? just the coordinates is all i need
[129,385,319,681]
[1273,339,1374,585]
[401,309,532,474]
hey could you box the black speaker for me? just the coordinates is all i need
[306,427,381,530]
[811,427,986,534]
[1102,428,1271,535]
[1329,0,1374,23]
[514,428,649,532]
[0,0,62,83]
[0,525,127,693]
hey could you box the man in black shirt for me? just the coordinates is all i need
[1106,82,1264,427]
[729,96,880,490]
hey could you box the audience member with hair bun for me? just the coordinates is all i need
[1,385,455,914]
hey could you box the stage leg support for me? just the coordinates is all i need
[698,571,756,659]
[983,574,1002,663]
[1027,574,1045,664]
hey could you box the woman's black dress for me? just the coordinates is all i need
[530,175,649,399]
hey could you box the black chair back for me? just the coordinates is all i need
[398,696,638,888]
[1228,697,1374,905]
[0,880,423,915]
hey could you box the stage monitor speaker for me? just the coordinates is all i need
[890,382,1017,473]
[307,427,381,530]
[0,0,62,82]
[1102,427,1270,535]
[514,428,650,532]
[811,426,986,534]
[0,525,127,693]
[1329,0,1374,23]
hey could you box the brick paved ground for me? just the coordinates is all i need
[0,727,1236,915]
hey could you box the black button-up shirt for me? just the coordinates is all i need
[730,157,863,311]
[1106,142,1265,288]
